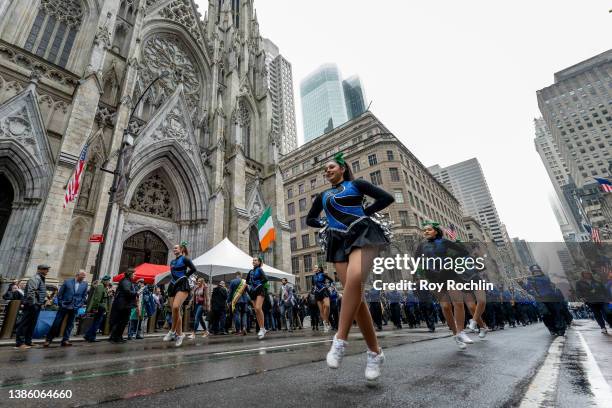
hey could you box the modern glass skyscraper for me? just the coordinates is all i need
[343,75,367,120]
[300,64,348,143]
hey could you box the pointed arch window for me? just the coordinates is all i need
[24,0,83,68]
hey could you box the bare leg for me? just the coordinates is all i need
[449,290,465,332]
[335,248,380,353]
[172,291,189,336]
[440,301,458,334]
[254,295,265,329]
[318,298,331,323]
[472,290,488,328]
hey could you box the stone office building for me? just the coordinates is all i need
[0,0,291,284]
[279,112,467,291]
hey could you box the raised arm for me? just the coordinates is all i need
[306,194,324,228]
[352,179,394,215]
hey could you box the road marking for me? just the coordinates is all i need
[211,339,332,356]
[518,336,564,408]
[576,331,612,408]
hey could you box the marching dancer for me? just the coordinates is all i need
[246,257,269,339]
[163,241,197,347]
[311,265,335,333]
[415,221,474,350]
[306,152,393,382]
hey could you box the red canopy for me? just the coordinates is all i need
[112,263,170,284]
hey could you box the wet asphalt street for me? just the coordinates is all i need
[0,321,609,408]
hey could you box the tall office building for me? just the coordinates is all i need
[343,75,367,120]
[537,49,612,236]
[262,38,298,155]
[300,64,348,143]
[428,159,506,245]
[534,117,584,239]
[512,238,536,268]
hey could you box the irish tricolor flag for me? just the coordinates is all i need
[257,206,275,251]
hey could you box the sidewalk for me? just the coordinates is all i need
[0,331,166,347]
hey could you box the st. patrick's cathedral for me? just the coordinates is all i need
[0,0,291,283]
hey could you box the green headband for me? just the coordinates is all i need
[333,152,346,166]
[421,220,440,228]
[180,240,189,248]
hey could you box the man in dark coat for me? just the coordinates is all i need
[15,265,49,350]
[209,281,228,334]
[109,269,137,343]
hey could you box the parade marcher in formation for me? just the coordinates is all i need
[311,265,335,333]
[387,289,403,329]
[163,242,197,347]
[43,270,88,348]
[84,275,111,342]
[522,265,566,337]
[15,265,49,350]
[329,284,340,330]
[227,272,249,336]
[279,278,295,331]
[189,278,210,339]
[246,257,269,339]
[575,270,610,334]
[415,221,474,349]
[306,152,393,382]
[109,268,137,343]
[366,286,383,331]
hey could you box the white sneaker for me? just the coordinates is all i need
[257,328,266,339]
[458,331,474,344]
[468,319,478,332]
[174,333,186,347]
[163,331,176,342]
[365,349,385,382]
[478,328,488,339]
[188,333,195,340]
[454,335,467,350]
[601,328,608,334]
[326,335,347,369]
[323,322,331,333]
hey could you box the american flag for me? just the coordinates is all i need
[591,226,601,243]
[63,143,89,208]
[444,223,458,241]
[594,177,612,193]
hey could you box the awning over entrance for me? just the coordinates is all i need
[113,263,169,284]
[155,238,295,284]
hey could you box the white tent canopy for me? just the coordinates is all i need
[155,238,295,284]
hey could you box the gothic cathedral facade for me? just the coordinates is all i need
[0,0,291,282]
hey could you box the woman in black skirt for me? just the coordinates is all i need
[306,152,393,382]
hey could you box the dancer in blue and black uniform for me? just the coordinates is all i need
[311,265,335,332]
[414,221,475,349]
[306,152,393,382]
[163,241,197,347]
[246,257,268,339]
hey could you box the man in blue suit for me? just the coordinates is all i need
[43,270,88,347]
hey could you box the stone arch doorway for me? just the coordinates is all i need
[119,230,168,273]
[0,174,13,247]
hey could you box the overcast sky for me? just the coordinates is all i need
[197,0,611,242]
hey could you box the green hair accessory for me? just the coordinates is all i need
[180,240,189,248]
[333,152,346,166]
[421,220,440,228]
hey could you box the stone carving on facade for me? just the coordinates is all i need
[129,172,175,219]
[151,105,193,154]
[141,34,202,116]
[122,216,176,244]
[0,42,79,88]
[0,107,41,161]
[94,13,113,48]
[40,0,83,29]
[95,105,117,127]
[160,0,205,42]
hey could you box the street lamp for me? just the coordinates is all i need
[92,71,170,280]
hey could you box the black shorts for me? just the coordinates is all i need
[314,288,329,301]
[168,278,190,297]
